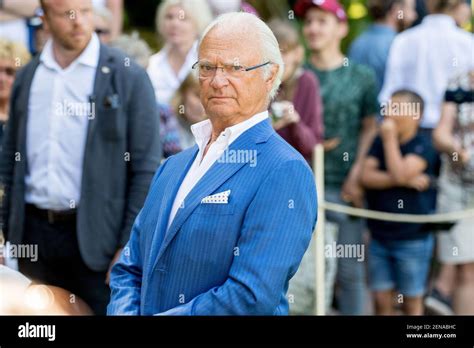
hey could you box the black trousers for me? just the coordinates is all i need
[18,209,110,315]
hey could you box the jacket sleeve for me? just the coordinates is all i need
[108,160,167,315]
[119,66,162,247]
[0,72,23,241]
[155,159,318,315]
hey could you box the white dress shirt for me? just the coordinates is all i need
[147,41,198,105]
[167,111,269,229]
[379,15,474,129]
[25,34,100,210]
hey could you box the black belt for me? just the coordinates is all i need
[25,204,77,224]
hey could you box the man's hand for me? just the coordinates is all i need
[341,167,365,208]
[452,147,471,168]
[380,118,397,139]
[323,137,341,152]
[106,248,123,285]
[405,173,431,191]
[273,102,300,130]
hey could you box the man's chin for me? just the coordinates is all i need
[207,108,236,121]
[206,104,237,117]
[62,35,91,52]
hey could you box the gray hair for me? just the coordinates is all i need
[110,32,152,69]
[93,5,112,24]
[156,0,213,38]
[199,12,284,101]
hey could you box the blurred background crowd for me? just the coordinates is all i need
[0,0,473,316]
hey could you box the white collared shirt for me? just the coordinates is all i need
[167,111,269,229]
[25,33,100,210]
[146,41,198,105]
[379,15,474,128]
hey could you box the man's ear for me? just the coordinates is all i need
[41,13,50,33]
[265,63,279,92]
[338,21,349,40]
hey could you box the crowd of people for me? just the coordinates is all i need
[0,0,472,316]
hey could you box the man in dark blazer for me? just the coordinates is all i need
[0,0,161,314]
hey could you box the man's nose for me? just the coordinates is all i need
[209,69,229,89]
[70,9,85,25]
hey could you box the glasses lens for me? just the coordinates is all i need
[198,63,214,77]
[195,62,245,78]
[225,64,243,77]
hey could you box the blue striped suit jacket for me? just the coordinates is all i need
[107,119,317,315]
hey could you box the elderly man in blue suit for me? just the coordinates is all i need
[107,12,318,316]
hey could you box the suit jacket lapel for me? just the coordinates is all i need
[18,57,41,176]
[80,45,114,198]
[86,44,114,142]
[147,146,198,271]
[152,119,274,268]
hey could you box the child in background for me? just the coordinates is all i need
[267,18,324,163]
[361,90,438,315]
[297,0,378,315]
[171,73,207,150]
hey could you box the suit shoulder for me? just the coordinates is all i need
[162,146,197,165]
[265,133,312,170]
[12,55,40,83]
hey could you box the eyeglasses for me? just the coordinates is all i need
[192,60,271,78]
[0,67,15,77]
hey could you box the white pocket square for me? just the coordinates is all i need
[201,190,231,204]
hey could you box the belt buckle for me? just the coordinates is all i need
[47,210,55,224]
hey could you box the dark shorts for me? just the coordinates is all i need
[368,235,434,297]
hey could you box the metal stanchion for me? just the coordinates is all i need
[308,144,474,316]
[313,144,325,315]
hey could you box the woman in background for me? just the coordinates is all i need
[110,32,182,159]
[147,0,212,106]
[267,18,324,163]
[170,73,207,151]
[431,70,474,315]
[0,39,31,149]
[92,0,123,40]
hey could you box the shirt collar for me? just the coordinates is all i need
[191,110,269,153]
[163,40,198,57]
[40,32,100,71]
[422,14,457,28]
[160,40,198,74]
